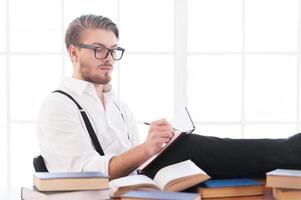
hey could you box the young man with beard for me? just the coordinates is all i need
[36,14,301,180]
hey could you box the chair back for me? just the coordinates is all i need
[33,155,48,172]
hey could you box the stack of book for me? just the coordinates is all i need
[196,178,264,198]
[266,169,301,200]
[21,171,110,200]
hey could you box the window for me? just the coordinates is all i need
[188,0,242,52]
[245,0,298,52]
[187,0,300,138]
[0,56,7,187]
[10,0,61,52]
[10,55,62,121]
[0,0,5,52]
[120,55,174,122]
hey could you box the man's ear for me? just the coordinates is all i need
[68,44,79,63]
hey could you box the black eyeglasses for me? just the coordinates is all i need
[77,43,125,61]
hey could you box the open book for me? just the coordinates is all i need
[109,160,210,197]
[138,107,195,174]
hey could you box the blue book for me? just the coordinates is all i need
[198,178,264,198]
[120,190,200,200]
[201,178,262,187]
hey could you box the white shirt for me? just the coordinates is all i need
[36,77,140,175]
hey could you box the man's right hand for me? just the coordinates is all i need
[109,119,175,179]
[143,119,175,156]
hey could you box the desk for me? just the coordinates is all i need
[1,187,275,200]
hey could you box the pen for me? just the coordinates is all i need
[143,122,179,132]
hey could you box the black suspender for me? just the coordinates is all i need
[53,90,105,156]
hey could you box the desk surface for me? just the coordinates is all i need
[1,187,275,200]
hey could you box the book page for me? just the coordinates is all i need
[153,160,206,190]
[109,175,160,197]
[109,175,155,188]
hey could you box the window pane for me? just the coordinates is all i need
[120,0,174,52]
[187,55,242,122]
[119,55,174,122]
[0,0,6,52]
[245,55,297,121]
[245,0,298,52]
[244,124,296,138]
[137,123,149,144]
[195,125,242,138]
[0,56,7,186]
[10,0,61,52]
[64,0,118,31]
[188,0,242,52]
[10,123,40,187]
[10,55,62,120]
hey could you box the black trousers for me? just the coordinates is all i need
[142,133,301,179]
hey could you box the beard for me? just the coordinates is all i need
[79,61,112,85]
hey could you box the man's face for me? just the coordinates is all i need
[77,29,118,85]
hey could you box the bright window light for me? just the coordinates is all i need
[244,124,296,138]
[10,55,62,121]
[119,55,174,122]
[10,0,61,52]
[188,0,242,52]
[120,0,174,52]
[10,123,40,187]
[245,0,298,52]
[245,55,297,122]
[64,0,118,31]
[0,0,5,52]
[0,56,7,187]
[188,55,242,122]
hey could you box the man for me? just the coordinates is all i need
[37,14,301,180]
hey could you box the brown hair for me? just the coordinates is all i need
[65,14,119,49]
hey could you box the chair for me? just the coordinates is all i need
[33,155,48,172]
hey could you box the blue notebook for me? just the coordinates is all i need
[198,178,264,198]
[201,178,262,188]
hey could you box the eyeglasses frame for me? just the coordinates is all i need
[77,43,125,61]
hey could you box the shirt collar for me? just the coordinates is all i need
[61,77,114,97]
[61,77,91,96]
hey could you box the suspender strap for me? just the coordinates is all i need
[53,90,105,156]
